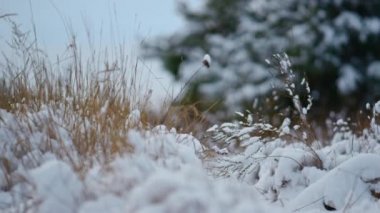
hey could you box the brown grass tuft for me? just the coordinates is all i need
[0,20,206,181]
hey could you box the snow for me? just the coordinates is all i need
[368,61,380,79]
[367,103,372,110]
[2,103,380,212]
[163,0,380,120]
[79,195,124,213]
[202,54,212,68]
[337,65,362,95]
[334,11,362,31]
[365,18,380,34]
[2,0,380,211]
[126,109,142,127]
[374,101,380,115]
[28,160,83,213]
[290,154,380,212]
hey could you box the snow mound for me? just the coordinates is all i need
[83,128,276,213]
[2,103,380,212]
[29,160,83,213]
[290,154,380,212]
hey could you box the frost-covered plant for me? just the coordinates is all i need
[205,102,380,207]
[371,101,380,135]
[206,53,315,153]
[267,53,312,123]
[331,100,380,146]
[361,101,380,144]
[206,111,291,154]
[160,54,211,125]
[204,53,325,192]
[331,119,352,143]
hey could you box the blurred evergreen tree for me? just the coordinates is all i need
[146,0,380,121]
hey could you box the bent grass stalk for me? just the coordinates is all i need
[160,64,205,124]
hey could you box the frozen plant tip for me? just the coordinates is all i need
[202,54,211,68]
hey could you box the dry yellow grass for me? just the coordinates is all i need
[0,21,209,180]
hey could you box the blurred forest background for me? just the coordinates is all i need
[146,0,380,126]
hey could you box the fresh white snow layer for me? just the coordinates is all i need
[1,104,380,212]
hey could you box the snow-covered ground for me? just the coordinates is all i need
[1,102,380,212]
[2,1,380,212]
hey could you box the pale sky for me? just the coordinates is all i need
[0,0,187,56]
[0,0,201,107]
